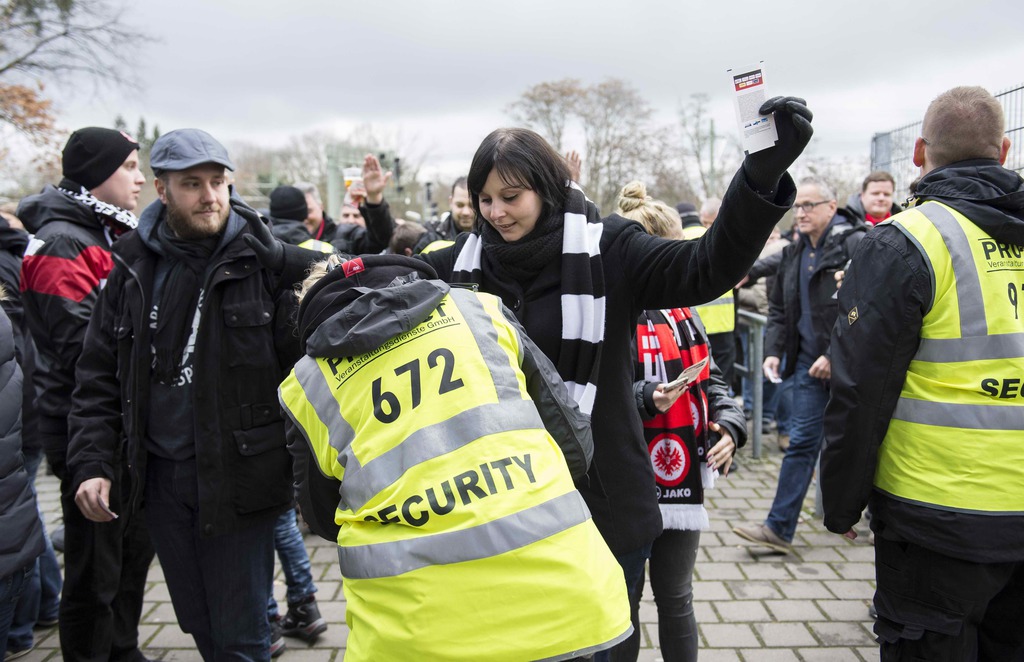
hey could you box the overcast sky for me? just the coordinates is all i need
[42,0,1024,180]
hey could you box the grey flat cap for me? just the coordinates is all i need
[150,128,235,173]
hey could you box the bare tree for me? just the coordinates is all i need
[677,93,742,201]
[507,78,583,153]
[577,79,657,213]
[647,138,700,209]
[507,77,663,212]
[1,0,143,144]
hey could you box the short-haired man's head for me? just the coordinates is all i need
[797,176,836,202]
[699,197,722,228]
[389,222,427,256]
[616,181,683,240]
[922,86,1005,168]
[861,171,894,192]
[860,171,895,220]
[293,181,324,224]
[448,176,475,232]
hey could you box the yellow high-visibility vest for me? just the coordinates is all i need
[874,202,1024,513]
[297,238,335,253]
[684,226,736,333]
[419,238,454,254]
[279,288,630,661]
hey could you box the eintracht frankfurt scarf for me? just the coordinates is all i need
[636,307,714,531]
[451,182,605,415]
[58,178,138,242]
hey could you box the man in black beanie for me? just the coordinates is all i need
[17,127,155,662]
[268,185,332,253]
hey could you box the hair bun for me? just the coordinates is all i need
[617,181,648,213]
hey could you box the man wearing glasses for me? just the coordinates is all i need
[733,177,865,554]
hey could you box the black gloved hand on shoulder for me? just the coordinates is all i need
[232,199,285,273]
[743,96,814,195]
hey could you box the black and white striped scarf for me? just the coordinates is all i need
[58,178,138,240]
[451,182,605,415]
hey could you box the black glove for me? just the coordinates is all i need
[742,96,813,194]
[232,199,285,273]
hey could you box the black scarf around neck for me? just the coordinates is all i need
[478,208,564,281]
[57,177,138,237]
[152,219,218,384]
[451,181,605,416]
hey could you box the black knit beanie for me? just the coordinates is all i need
[269,185,309,221]
[62,128,140,190]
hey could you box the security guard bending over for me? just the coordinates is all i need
[279,254,631,661]
[821,86,1024,661]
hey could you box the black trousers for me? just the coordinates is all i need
[59,464,155,662]
[874,532,1024,661]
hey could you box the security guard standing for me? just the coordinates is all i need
[821,86,1024,661]
[279,254,631,661]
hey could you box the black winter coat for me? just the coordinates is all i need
[411,169,796,555]
[0,305,44,579]
[67,206,306,537]
[17,186,116,474]
[765,209,866,376]
[270,205,394,255]
[822,160,1024,563]
[0,223,40,454]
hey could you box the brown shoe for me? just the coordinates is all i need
[733,524,793,554]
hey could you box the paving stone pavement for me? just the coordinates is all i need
[20,432,878,661]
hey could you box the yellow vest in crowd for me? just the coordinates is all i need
[279,289,630,661]
[683,225,736,333]
[297,238,335,253]
[875,202,1024,513]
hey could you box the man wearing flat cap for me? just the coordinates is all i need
[18,127,155,662]
[67,128,311,658]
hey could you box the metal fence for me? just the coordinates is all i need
[870,83,1024,198]
[735,310,768,459]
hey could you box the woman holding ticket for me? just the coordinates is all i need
[246,95,811,660]
[620,183,747,662]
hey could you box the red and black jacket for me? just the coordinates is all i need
[18,185,119,474]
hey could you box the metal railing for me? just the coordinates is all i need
[735,310,768,459]
[871,83,1024,197]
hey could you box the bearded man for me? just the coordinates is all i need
[67,129,311,659]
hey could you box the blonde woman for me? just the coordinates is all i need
[618,182,746,661]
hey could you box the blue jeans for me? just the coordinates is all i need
[9,449,62,652]
[266,511,317,618]
[146,456,275,661]
[0,564,32,654]
[772,374,794,435]
[594,543,653,662]
[18,450,62,619]
[764,362,829,542]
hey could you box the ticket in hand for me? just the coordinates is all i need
[662,356,709,391]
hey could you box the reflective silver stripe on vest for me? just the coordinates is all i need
[293,355,357,457]
[875,488,1024,517]
[893,397,1021,430]
[916,203,988,337]
[340,399,544,512]
[915,332,1024,363]
[338,490,590,580]
[537,626,633,662]
[451,289,525,397]
[696,295,734,307]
